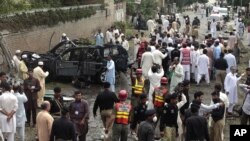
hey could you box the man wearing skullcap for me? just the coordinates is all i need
[33,61,49,107]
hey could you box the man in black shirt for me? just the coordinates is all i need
[50,107,76,141]
[210,91,225,141]
[50,87,64,117]
[160,93,179,140]
[171,44,180,62]
[93,82,119,129]
[130,94,147,139]
[214,53,228,91]
[185,102,210,141]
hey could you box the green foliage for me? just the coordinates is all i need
[0,7,96,32]
[126,0,157,20]
[114,21,126,33]
[227,0,250,6]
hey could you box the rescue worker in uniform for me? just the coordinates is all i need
[106,90,132,141]
[153,77,168,119]
[130,94,147,140]
[131,68,145,108]
[153,77,168,139]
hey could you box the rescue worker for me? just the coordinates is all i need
[106,90,132,141]
[131,68,145,108]
[153,77,168,119]
[130,94,147,140]
[153,77,168,140]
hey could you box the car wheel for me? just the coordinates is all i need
[99,71,106,83]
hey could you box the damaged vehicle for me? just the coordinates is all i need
[21,40,129,83]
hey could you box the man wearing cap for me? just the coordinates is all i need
[13,50,21,74]
[185,102,210,141]
[50,107,76,141]
[130,94,147,140]
[60,33,69,42]
[33,61,49,107]
[93,82,119,134]
[19,54,28,81]
[153,77,168,118]
[131,68,145,108]
[106,90,132,141]
[137,109,156,141]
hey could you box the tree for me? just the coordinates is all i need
[126,0,157,20]
[227,0,250,7]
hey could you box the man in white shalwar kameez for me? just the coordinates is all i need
[191,46,200,82]
[169,57,184,93]
[13,50,21,74]
[224,66,245,114]
[152,45,167,66]
[105,55,115,92]
[224,49,237,73]
[196,49,210,85]
[0,82,18,141]
[141,48,155,79]
[210,19,217,38]
[162,17,170,32]
[13,84,27,141]
[147,66,164,109]
[147,18,156,33]
[33,61,49,107]
[133,34,140,62]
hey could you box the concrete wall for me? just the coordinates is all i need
[0,0,126,55]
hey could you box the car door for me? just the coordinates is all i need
[56,48,81,76]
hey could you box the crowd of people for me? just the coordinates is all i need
[1,7,250,141]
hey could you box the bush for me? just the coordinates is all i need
[0,6,97,32]
[114,21,126,33]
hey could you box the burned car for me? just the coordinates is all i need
[22,40,128,83]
